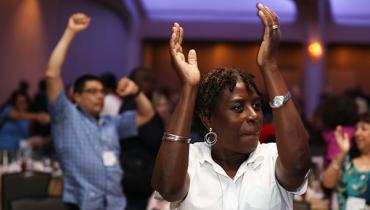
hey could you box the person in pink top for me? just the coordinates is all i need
[323,126,355,166]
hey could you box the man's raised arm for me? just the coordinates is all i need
[46,13,90,104]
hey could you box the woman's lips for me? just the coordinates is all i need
[241,131,260,136]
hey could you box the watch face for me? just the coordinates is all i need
[269,92,291,108]
[273,96,284,107]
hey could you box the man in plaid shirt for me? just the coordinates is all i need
[46,13,155,210]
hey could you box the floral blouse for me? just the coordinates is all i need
[337,156,370,210]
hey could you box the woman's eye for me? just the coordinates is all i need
[252,100,262,110]
[362,125,370,132]
[232,104,244,113]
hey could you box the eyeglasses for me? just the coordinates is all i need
[81,88,107,95]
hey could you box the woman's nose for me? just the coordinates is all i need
[246,106,258,121]
[355,128,362,137]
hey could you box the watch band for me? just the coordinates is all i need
[269,91,292,108]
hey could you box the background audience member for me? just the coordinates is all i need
[120,67,165,210]
[151,88,172,125]
[30,79,50,137]
[45,12,155,210]
[17,80,31,99]
[30,79,53,158]
[322,112,370,210]
[0,90,49,155]
[318,95,358,168]
[100,72,122,117]
[128,66,155,99]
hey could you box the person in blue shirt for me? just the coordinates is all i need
[45,13,155,210]
[0,90,49,153]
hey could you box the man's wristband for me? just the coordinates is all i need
[133,87,141,98]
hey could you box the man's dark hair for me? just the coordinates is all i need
[193,67,260,135]
[73,74,102,94]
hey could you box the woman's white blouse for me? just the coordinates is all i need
[176,142,308,210]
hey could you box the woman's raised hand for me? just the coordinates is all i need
[169,23,200,86]
[335,125,351,155]
[256,3,281,68]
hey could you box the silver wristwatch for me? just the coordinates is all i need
[269,92,291,108]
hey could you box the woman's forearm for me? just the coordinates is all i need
[322,152,347,188]
[152,84,197,201]
[261,63,311,189]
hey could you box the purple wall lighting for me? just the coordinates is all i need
[140,0,296,23]
[330,0,370,26]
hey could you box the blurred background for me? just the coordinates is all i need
[1,0,370,117]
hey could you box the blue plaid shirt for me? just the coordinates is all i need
[49,91,138,210]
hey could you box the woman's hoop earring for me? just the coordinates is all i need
[204,128,217,146]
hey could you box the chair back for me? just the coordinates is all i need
[11,197,69,210]
[1,172,51,210]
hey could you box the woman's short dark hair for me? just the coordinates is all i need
[358,112,370,124]
[193,67,260,135]
[73,74,102,94]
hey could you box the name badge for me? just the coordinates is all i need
[102,151,117,167]
[346,196,366,210]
